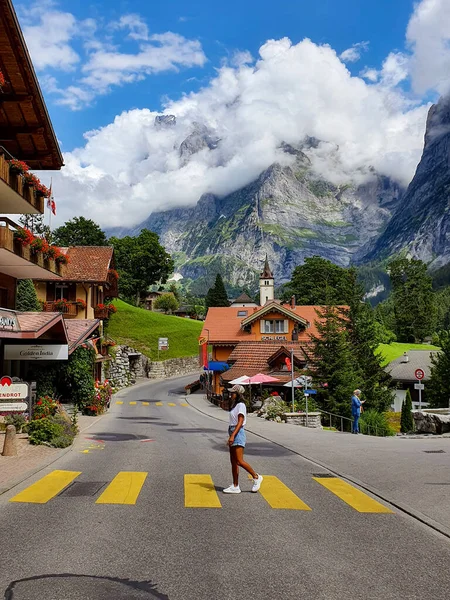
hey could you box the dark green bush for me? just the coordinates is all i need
[27,418,64,445]
[359,409,395,437]
[400,389,414,433]
[4,413,27,433]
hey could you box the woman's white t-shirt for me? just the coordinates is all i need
[229,402,247,426]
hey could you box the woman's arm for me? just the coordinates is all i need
[228,414,245,446]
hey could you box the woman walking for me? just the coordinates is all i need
[223,385,263,494]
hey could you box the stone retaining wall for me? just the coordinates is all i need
[107,346,199,388]
[284,412,323,428]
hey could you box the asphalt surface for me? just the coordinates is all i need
[1,375,450,600]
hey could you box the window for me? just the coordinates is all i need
[275,320,286,333]
[237,310,248,317]
[55,284,68,300]
[264,320,274,333]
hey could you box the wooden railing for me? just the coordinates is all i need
[43,301,78,317]
[0,149,45,213]
[0,218,61,276]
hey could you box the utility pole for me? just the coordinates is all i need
[291,348,295,413]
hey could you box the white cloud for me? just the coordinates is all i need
[340,41,369,63]
[20,2,207,108]
[44,36,431,229]
[406,0,450,94]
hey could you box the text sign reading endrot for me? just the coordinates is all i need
[414,368,425,381]
[4,344,69,361]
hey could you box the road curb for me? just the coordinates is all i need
[186,395,450,540]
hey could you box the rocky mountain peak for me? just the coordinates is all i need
[154,114,176,128]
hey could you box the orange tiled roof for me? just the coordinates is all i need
[221,341,310,382]
[16,311,61,332]
[59,246,114,282]
[201,304,324,343]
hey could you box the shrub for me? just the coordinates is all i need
[259,397,288,421]
[16,279,41,312]
[4,413,27,433]
[33,396,59,419]
[400,389,414,433]
[293,390,319,412]
[27,418,64,445]
[359,409,395,436]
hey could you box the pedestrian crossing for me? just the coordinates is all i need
[113,401,189,407]
[9,470,394,513]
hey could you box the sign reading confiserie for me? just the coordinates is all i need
[4,344,69,361]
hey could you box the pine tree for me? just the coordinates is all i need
[346,269,394,412]
[310,305,362,417]
[400,389,414,432]
[205,274,229,308]
[427,330,450,408]
[16,279,41,312]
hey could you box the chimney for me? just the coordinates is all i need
[291,295,296,309]
[403,352,409,363]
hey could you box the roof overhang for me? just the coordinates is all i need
[0,246,61,278]
[0,0,63,169]
[241,302,309,328]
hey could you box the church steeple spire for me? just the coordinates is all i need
[259,255,274,305]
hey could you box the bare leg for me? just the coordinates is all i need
[229,446,240,487]
[234,446,257,479]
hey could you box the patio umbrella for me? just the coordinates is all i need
[240,373,280,404]
[229,375,251,385]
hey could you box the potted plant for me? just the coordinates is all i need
[0,70,5,90]
[107,304,117,315]
[54,298,69,311]
[14,227,34,246]
[55,251,69,265]
[108,269,119,280]
[76,298,87,309]
[44,245,59,260]
[8,159,29,175]
[35,182,51,198]
[23,172,39,187]
[30,237,45,254]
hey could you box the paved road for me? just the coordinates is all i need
[1,376,450,600]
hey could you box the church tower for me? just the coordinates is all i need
[259,255,274,306]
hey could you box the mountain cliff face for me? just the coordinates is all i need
[361,95,450,269]
[121,124,403,293]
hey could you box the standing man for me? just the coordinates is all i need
[351,389,365,434]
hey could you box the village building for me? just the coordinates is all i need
[33,246,118,320]
[200,258,321,396]
[388,350,440,411]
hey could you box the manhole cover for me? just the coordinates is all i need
[312,473,336,478]
[59,482,108,497]
[423,450,446,454]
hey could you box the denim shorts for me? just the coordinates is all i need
[229,426,246,447]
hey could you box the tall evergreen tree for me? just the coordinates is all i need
[389,257,436,342]
[346,270,394,412]
[427,330,450,408]
[205,274,229,308]
[310,305,362,417]
[16,279,41,312]
[400,389,414,433]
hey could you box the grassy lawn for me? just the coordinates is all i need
[376,342,440,366]
[108,299,203,361]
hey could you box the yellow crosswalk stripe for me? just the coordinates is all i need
[184,474,222,508]
[96,472,147,505]
[168,402,176,407]
[10,470,81,504]
[142,402,149,406]
[313,477,394,513]
[116,401,123,405]
[258,475,311,510]
[129,402,137,405]
[155,402,163,406]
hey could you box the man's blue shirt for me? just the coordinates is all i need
[351,395,361,416]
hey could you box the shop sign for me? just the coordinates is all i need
[0,310,19,331]
[4,344,69,361]
[0,376,29,413]
[0,402,28,412]
[261,336,287,341]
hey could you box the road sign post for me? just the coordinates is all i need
[414,369,425,409]
[158,337,169,360]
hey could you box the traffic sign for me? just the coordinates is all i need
[414,383,424,390]
[158,337,169,351]
[415,368,425,380]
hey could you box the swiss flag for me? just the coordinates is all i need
[51,199,56,216]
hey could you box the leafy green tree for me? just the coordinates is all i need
[168,283,180,301]
[427,331,450,408]
[110,229,174,306]
[16,279,41,312]
[205,274,229,308]
[52,217,108,247]
[284,256,355,305]
[154,293,179,314]
[310,305,362,417]
[400,389,414,433]
[389,257,436,342]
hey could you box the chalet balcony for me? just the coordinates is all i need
[0,150,44,214]
[94,306,110,319]
[0,218,62,279]
[43,301,79,318]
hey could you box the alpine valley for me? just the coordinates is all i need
[112,96,450,296]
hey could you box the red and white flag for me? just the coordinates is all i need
[47,182,52,210]
[50,198,56,216]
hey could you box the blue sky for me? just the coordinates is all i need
[16,0,450,227]
[20,0,417,151]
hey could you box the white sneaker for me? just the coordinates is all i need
[251,474,263,493]
[223,485,241,494]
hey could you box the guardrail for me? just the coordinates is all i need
[318,408,393,437]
